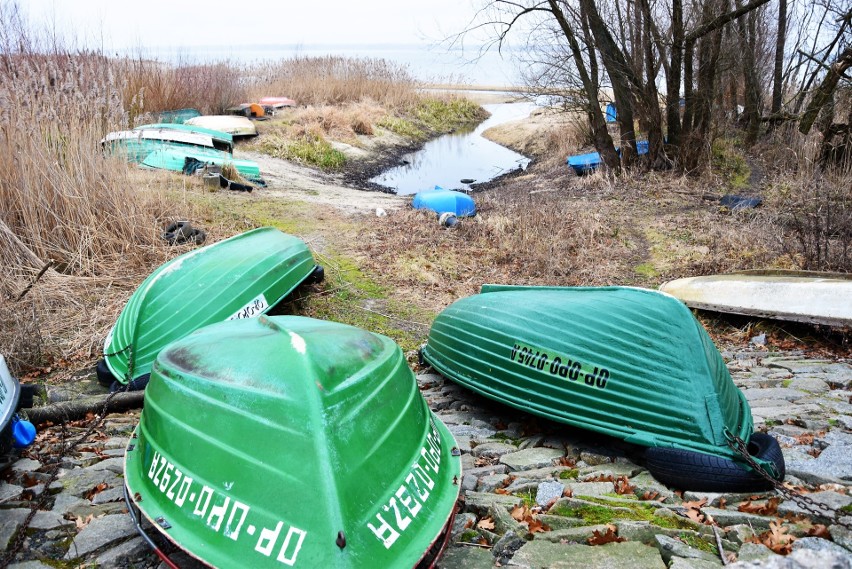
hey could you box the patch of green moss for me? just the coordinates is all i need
[839,504,852,514]
[559,469,579,480]
[295,249,432,352]
[516,490,537,509]
[377,116,422,139]
[413,97,486,132]
[782,379,793,388]
[549,497,696,530]
[711,138,751,189]
[634,262,659,278]
[678,532,718,555]
[256,133,346,170]
[458,529,479,542]
[491,432,522,446]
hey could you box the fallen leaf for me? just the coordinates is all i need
[511,505,529,522]
[736,496,779,516]
[75,514,94,529]
[640,490,659,501]
[85,483,108,500]
[614,475,635,495]
[718,498,727,509]
[527,517,548,534]
[588,525,625,545]
[747,519,795,554]
[477,517,495,530]
[682,498,708,524]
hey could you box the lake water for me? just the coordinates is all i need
[369,101,535,195]
[138,43,528,87]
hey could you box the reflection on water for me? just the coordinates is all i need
[369,102,535,195]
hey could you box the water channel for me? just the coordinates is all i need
[369,100,536,195]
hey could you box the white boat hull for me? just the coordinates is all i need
[659,271,852,327]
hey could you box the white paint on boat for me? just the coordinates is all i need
[185,115,257,137]
[659,271,852,327]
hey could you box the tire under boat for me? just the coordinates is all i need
[420,284,784,492]
[124,316,461,568]
[100,227,322,386]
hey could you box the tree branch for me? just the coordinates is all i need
[684,0,772,43]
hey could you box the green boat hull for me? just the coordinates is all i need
[124,316,461,568]
[104,227,319,384]
[421,285,759,466]
[141,147,263,183]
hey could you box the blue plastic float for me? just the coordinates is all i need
[412,186,476,217]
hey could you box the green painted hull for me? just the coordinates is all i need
[421,285,756,464]
[104,228,318,384]
[141,147,263,183]
[156,108,201,124]
[125,316,461,568]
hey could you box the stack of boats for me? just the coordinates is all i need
[102,118,263,184]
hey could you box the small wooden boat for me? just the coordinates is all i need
[660,270,852,327]
[124,316,460,568]
[421,285,784,491]
[186,115,258,137]
[100,228,322,386]
[412,187,475,217]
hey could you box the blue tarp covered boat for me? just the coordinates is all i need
[412,186,476,217]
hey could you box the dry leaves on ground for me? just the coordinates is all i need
[476,517,495,530]
[737,496,780,516]
[682,498,709,524]
[747,519,795,554]
[588,525,625,545]
[511,505,550,534]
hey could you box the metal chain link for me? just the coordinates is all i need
[0,347,136,568]
[725,431,852,530]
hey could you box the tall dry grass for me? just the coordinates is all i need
[246,55,422,107]
[119,57,247,122]
[0,8,178,371]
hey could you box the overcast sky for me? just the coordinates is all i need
[23,0,484,50]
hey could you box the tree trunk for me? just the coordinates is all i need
[799,46,852,135]
[666,0,684,148]
[578,0,639,165]
[736,0,762,144]
[547,0,620,170]
[771,0,787,114]
[24,391,145,425]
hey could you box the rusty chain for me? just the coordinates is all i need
[725,430,852,531]
[0,346,135,568]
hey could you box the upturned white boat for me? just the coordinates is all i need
[659,270,852,327]
[185,115,257,137]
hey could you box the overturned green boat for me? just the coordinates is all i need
[100,227,322,386]
[125,316,461,568]
[420,285,784,492]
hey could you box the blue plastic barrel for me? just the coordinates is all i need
[412,186,476,217]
